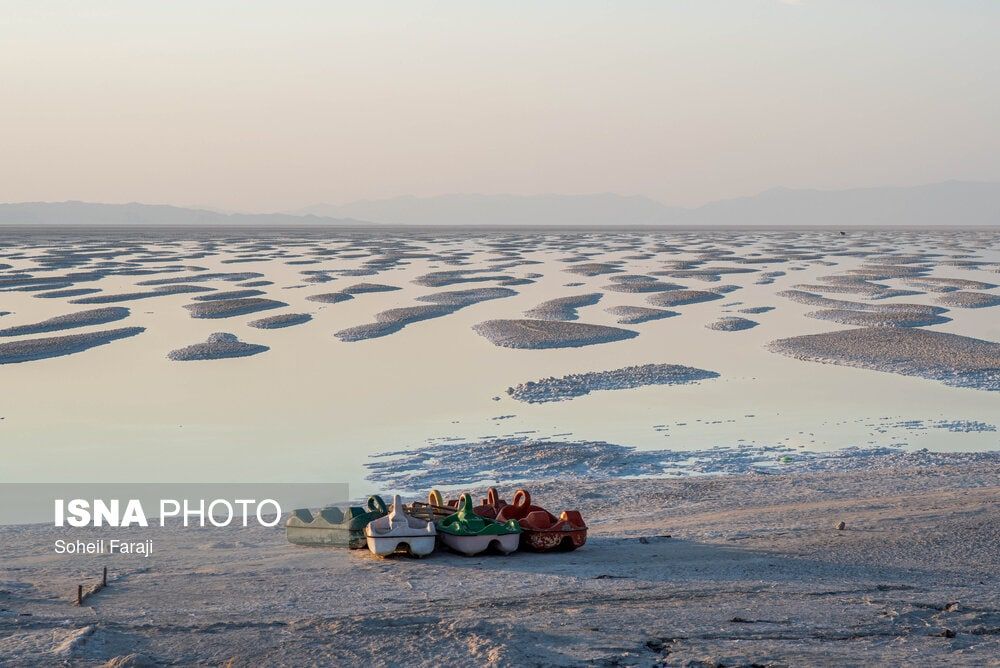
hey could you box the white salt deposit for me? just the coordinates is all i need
[365,434,1000,489]
[646,290,723,307]
[0,327,145,364]
[473,319,639,349]
[604,306,678,324]
[507,363,719,403]
[805,309,951,328]
[769,327,1000,391]
[184,297,288,318]
[934,291,1000,308]
[0,307,130,336]
[167,332,269,361]
[247,313,313,329]
[706,316,758,331]
[524,293,603,321]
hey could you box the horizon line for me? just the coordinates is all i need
[4,178,999,216]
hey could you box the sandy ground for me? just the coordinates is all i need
[1,461,998,667]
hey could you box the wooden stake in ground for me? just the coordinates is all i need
[76,567,109,606]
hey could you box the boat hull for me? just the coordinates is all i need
[440,532,520,556]
[522,527,587,552]
[285,525,366,549]
[366,534,436,557]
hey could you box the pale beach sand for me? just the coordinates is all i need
[1,460,997,666]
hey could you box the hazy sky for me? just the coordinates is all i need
[2,1,998,211]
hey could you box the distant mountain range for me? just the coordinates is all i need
[2,181,998,226]
[294,182,1000,226]
[0,201,363,227]
[291,193,682,226]
[682,181,1000,227]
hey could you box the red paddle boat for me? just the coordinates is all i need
[472,486,509,519]
[495,489,587,552]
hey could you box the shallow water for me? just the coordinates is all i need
[1,226,997,495]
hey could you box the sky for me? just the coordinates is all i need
[2,1,998,212]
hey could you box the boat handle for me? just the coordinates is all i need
[368,495,388,514]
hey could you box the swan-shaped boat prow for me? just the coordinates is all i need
[365,494,437,557]
[471,486,508,519]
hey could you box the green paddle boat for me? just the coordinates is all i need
[437,492,521,555]
[286,495,388,549]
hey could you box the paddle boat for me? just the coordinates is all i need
[436,492,521,556]
[286,495,388,549]
[404,489,460,522]
[495,489,587,552]
[409,487,508,520]
[472,487,509,519]
[428,489,459,509]
[365,494,437,557]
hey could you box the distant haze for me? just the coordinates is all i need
[3,182,998,226]
[298,182,1000,227]
[1,2,999,213]
[292,194,681,227]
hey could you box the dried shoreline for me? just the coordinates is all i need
[1,460,996,666]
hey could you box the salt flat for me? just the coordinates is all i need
[0,458,996,666]
[0,227,997,495]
